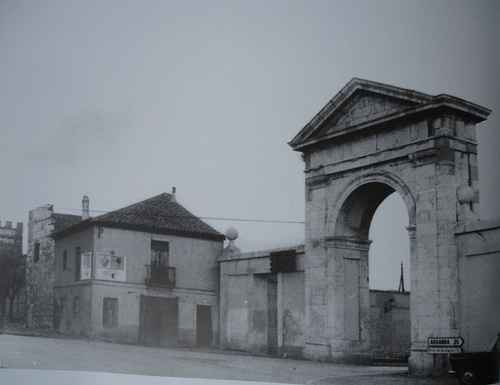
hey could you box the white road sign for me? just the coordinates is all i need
[427,336,464,354]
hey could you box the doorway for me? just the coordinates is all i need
[196,305,212,347]
[139,295,178,346]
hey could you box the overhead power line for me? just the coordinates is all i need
[199,216,304,224]
[57,207,305,225]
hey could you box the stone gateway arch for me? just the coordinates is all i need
[288,78,491,375]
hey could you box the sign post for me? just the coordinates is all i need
[427,336,464,354]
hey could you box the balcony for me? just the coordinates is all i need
[145,264,176,288]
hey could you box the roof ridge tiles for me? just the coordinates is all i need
[52,192,224,241]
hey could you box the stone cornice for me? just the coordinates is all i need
[305,174,329,188]
[305,134,477,174]
[292,101,490,152]
[323,236,372,251]
[55,280,217,296]
[303,134,478,183]
[455,219,500,235]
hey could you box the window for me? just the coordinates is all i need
[80,252,92,280]
[34,242,40,262]
[427,118,437,137]
[102,297,118,328]
[62,250,68,271]
[75,246,81,280]
[151,240,170,267]
[72,296,80,316]
[270,250,297,273]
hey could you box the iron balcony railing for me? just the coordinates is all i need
[145,263,176,288]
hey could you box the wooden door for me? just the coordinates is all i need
[196,305,212,347]
[139,295,178,346]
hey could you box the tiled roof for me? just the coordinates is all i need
[53,193,224,241]
[53,213,82,232]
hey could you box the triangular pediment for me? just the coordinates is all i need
[289,78,433,149]
[315,90,419,138]
[289,78,490,152]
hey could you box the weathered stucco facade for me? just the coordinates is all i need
[288,78,491,375]
[52,193,224,347]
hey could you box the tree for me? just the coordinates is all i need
[0,249,26,328]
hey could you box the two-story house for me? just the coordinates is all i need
[51,191,224,347]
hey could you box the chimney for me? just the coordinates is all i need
[171,186,176,202]
[82,195,90,220]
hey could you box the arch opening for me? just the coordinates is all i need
[369,193,410,291]
[334,182,396,240]
[332,180,413,361]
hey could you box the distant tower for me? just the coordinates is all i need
[82,195,90,220]
[398,261,405,293]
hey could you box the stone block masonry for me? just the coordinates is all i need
[26,205,81,329]
[288,78,491,375]
[26,206,57,328]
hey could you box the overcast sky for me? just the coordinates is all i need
[1,0,499,290]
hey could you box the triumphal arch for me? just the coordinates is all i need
[289,78,490,374]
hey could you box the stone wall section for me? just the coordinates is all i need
[219,246,411,360]
[369,290,410,360]
[26,205,57,328]
[456,220,500,352]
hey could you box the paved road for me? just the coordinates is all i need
[0,334,453,385]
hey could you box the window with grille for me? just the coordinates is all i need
[151,240,170,267]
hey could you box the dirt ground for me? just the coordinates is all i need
[0,334,456,385]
